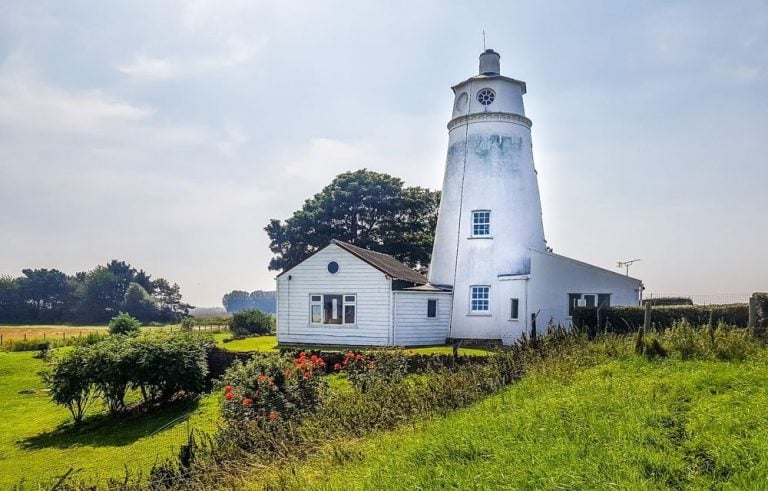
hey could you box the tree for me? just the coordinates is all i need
[222,290,277,314]
[265,169,440,273]
[17,269,73,322]
[123,283,160,322]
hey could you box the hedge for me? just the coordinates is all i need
[641,297,693,306]
[572,304,750,334]
[755,293,768,329]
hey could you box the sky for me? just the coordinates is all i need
[1,0,766,307]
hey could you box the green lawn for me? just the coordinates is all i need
[0,351,220,488]
[264,356,768,490]
[213,333,491,357]
[214,333,280,352]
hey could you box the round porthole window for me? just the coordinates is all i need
[477,88,496,106]
[327,261,339,274]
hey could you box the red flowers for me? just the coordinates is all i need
[225,391,234,400]
[224,385,233,392]
[257,374,267,383]
[242,398,253,406]
[269,410,279,421]
[304,372,310,379]
[334,363,341,371]
[285,368,293,377]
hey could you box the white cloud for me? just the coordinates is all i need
[116,55,176,80]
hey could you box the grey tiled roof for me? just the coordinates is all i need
[331,240,428,284]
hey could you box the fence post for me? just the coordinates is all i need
[644,302,652,331]
[24,333,27,341]
[1,334,3,345]
[749,296,757,330]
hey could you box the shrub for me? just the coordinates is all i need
[42,332,210,422]
[339,350,408,392]
[219,351,326,425]
[89,337,136,414]
[229,309,274,337]
[180,317,194,332]
[642,297,694,306]
[42,347,99,423]
[573,304,749,333]
[108,312,142,335]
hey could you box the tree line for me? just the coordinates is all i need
[0,260,192,324]
[222,290,276,314]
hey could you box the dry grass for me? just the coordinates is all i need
[0,325,107,343]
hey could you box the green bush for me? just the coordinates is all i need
[180,317,194,332]
[573,304,749,333]
[229,309,274,337]
[42,333,210,422]
[219,351,326,425]
[339,350,408,392]
[108,312,142,335]
[642,297,694,306]
[42,347,99,423]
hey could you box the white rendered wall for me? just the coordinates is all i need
[393,291,452,346]
[429,69,546,341]
[276,243,392,346]
[526,250,642,335]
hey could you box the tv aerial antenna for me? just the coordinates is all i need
[617,258,641,276]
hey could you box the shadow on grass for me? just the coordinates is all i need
[19,397,200,450]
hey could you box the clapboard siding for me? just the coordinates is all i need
[277,243,392,346]
[393,291,452,346]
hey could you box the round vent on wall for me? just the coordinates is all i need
[327,261,339,274]
[477,88,495,106]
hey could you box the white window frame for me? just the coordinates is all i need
[309,294,357,326]
[469,285,491,314]
[471,210,491,238]
[510,298,520,320]
[426,298,438,319]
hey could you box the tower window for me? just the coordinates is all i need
[477,88,495,106]
[472,210,491,237]
[470,286,490,313]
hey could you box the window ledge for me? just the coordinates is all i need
[308,324,358,328]
[468,236,493,240]
[508,319,520,322]
[467,313,492,317]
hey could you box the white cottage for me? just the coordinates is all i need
[275,49,642,348]
[276,240,451,347]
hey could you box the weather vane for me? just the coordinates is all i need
[482,29,486,50]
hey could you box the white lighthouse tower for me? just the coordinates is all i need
[429,49,642,344]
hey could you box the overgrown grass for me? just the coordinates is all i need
[0,351,220,488]
[240,352,768,489]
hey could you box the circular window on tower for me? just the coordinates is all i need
[327,261,339,274]
[477,88,496,106]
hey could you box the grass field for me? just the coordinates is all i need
[0,325,106,343]
[0,351,220,488]
[253,355,768,490]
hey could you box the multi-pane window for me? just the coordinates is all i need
[470,286,490,313]
[472,210,491,237]
[427,299,437,318]
[310,294,356,325]
[510,298,519,320]
[568,293,611,316]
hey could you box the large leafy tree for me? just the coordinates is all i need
[265,169,440,273]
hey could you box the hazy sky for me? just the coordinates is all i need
[1,1,766,307]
